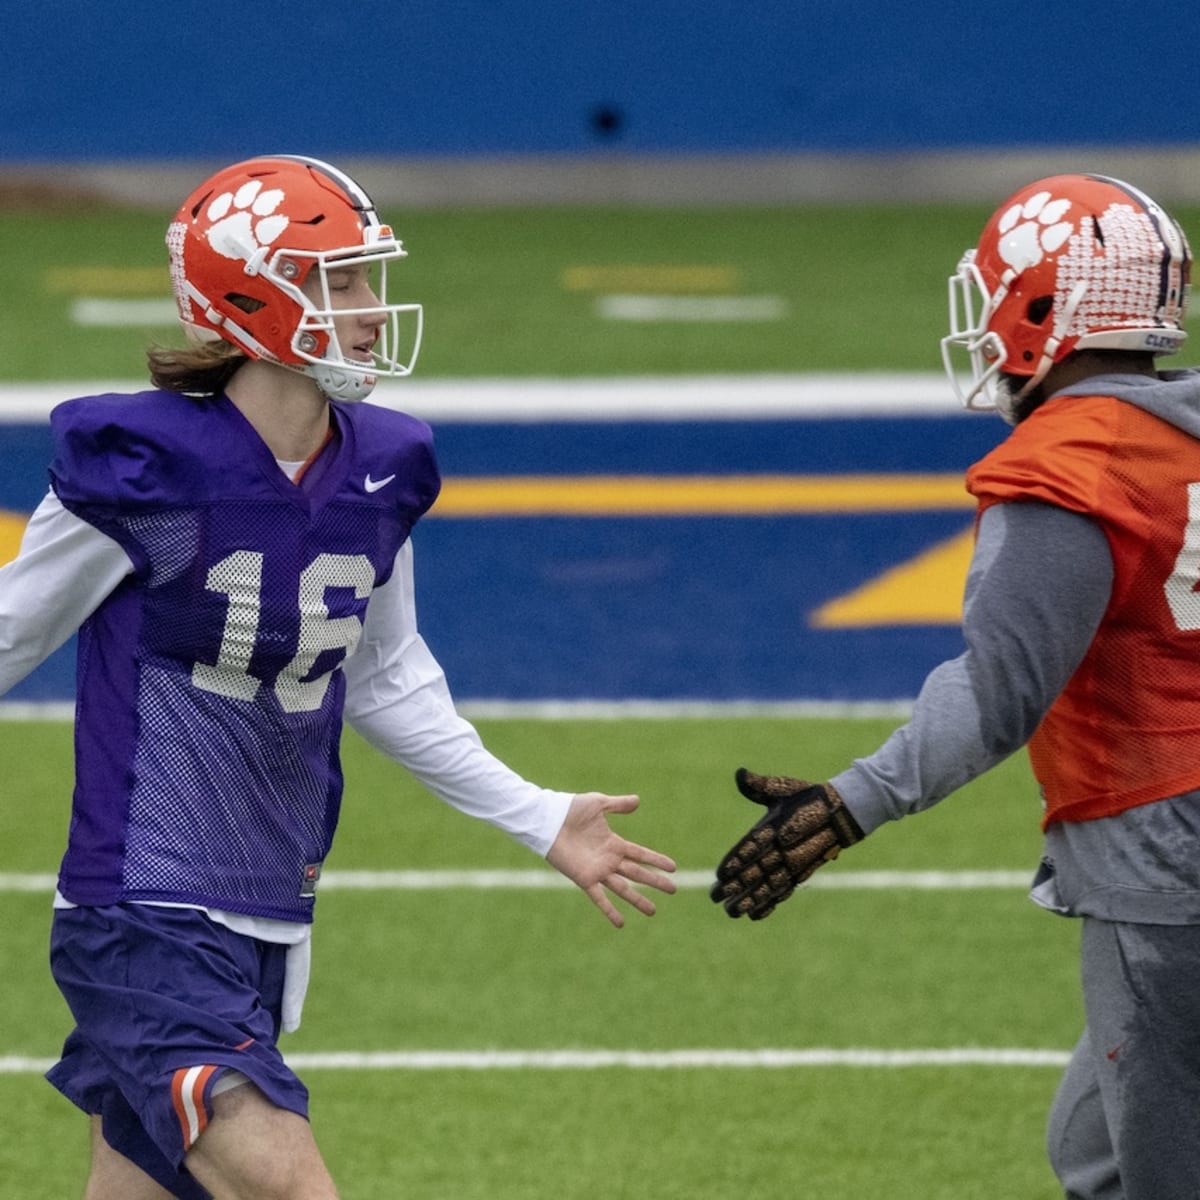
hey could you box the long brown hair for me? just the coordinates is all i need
[146,340,247,396]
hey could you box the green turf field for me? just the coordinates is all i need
[2,716,1081,1198]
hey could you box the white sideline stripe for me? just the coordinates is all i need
[0,699,917,722]
[0,703,76,721]
[0,1047,1071,1075]
[0,373,958,423]
[0,869,1031,894]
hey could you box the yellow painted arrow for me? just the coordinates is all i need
[811,526,974,627]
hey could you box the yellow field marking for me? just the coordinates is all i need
[561,265,742,293]
[811,527,975,627]
[0,512,26,565]
[431,473,972,516]
[45,266,169,295]
[1,482,976,627]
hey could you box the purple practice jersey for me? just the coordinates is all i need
[48,390,441,921]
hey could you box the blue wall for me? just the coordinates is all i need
[4,2,1198,162]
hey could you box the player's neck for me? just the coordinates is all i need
[225,360,331,462]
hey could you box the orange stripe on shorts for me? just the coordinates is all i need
[171,1064,219,1151]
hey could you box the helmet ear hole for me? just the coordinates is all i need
[226,293,266,314]
[1026,295,1054,325]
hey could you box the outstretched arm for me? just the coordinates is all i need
[547,792,677,928]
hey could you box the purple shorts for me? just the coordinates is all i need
[47,903,311,1199]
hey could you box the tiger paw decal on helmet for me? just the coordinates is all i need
[995,191,1074,273]
[203,181,290,264]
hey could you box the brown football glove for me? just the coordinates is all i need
[710,768,864,920]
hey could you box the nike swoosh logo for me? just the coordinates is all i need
[364,473,397,493]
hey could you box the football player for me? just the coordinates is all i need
[0,155,676,1200]
[712,173,1200,1198]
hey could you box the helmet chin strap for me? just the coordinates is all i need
[306,361,378,403]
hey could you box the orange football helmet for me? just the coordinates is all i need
[166,155,422,401]
[942,173,1190,421]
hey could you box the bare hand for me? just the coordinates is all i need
[546,792,677,928]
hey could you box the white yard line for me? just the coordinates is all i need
[0,1047,1070,1076]
[0,868,1031,895]
[313,869,1033,890]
